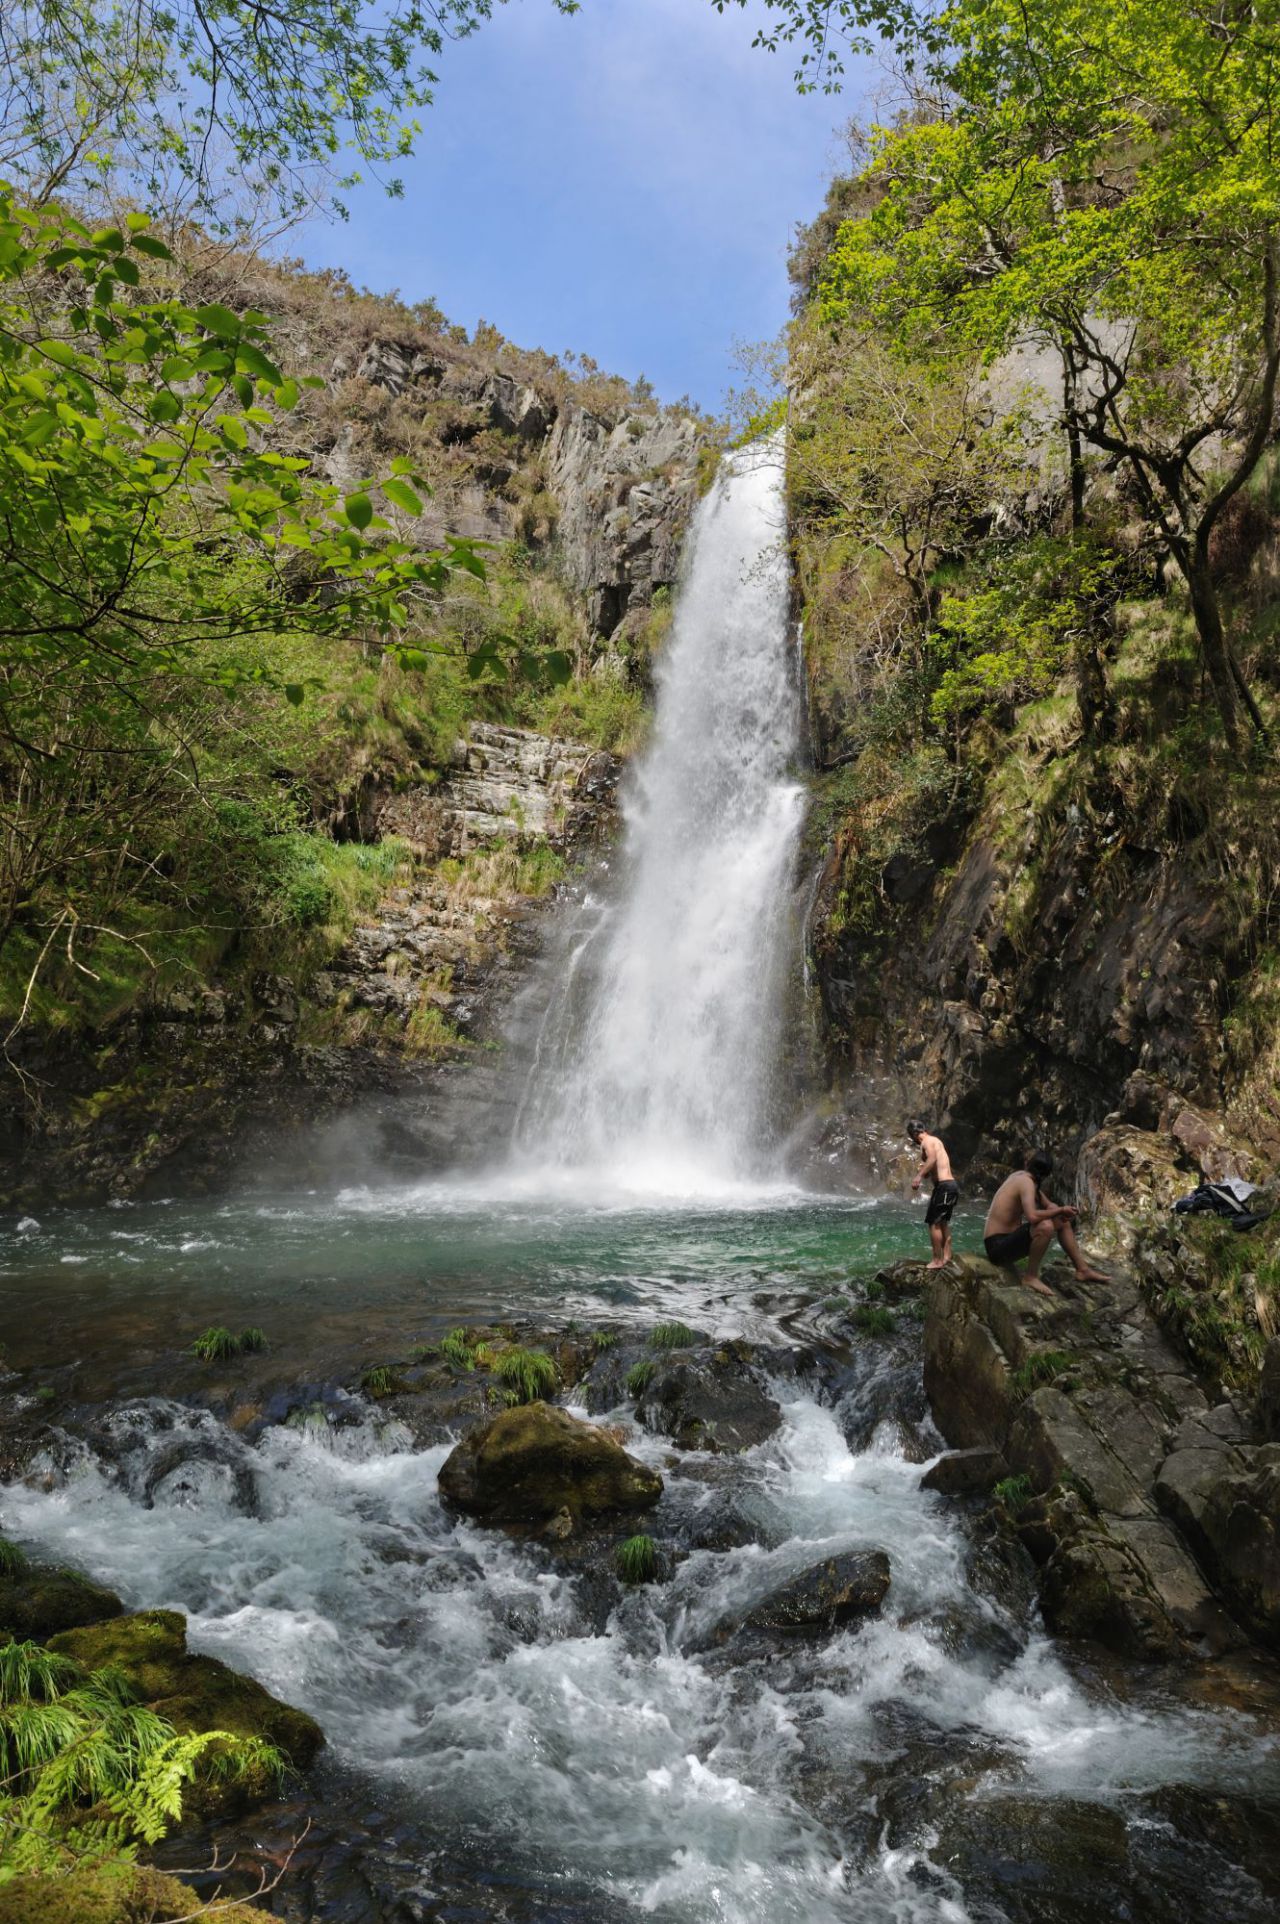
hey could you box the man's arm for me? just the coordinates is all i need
[1024,1176,1075,1225]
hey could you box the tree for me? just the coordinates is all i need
[0,2,584,223]
[817,1,1280,750]
[0,189,477,988]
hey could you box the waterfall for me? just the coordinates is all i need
[513,436,805,1195]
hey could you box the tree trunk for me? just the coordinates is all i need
[1186,558,1245,751]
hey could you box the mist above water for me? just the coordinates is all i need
[511,438,805,1197]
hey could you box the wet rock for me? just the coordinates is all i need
[923,1257,1245,1658]
[0,1864,265,1924]
[1260,1336,1280,1441]
[49,1609,324,1806]
[873,1258,932,1297]
[437,1401,662,1525]
[1156,1443,1280,1646]
[741,1550,891,1634]
[920,1446,1008,1496]
[0,1559,123,1639]
[929,1793,1133,1918]
[634,1343,782,1454]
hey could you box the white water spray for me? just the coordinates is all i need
[515,438,804,1194]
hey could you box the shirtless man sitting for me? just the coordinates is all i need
[906,1120,959,1270]
[983,1150,1108,1297]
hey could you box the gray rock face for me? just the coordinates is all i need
[377,721,619,860]
[920,1447,1008,1496]
[923,1257,1251,1658]
[741,1550,891,1633]
[634,1344,782,1454]
[546,405,705,638]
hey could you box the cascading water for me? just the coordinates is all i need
[513,436,804,1194]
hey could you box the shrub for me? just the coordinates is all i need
[616,1535,659,1584]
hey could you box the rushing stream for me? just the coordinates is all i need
[3,436,1279,1921]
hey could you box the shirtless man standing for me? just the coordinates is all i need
[983,1150,1108,1297]
[906,1120,959,1270]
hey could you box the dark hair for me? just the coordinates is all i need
[906,1119,926,1142]
[1026,1149,1053,1183]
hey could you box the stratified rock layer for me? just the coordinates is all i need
[923,1256,1279,1656]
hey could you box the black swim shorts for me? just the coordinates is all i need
[984,1224,1032,1265]
[926,1180,960,1226]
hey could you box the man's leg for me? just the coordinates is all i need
[1022,1220,1056,1295]
[1055,1219,1109,1283]
[940,1217,954,1265]
[928,1220,946,1267]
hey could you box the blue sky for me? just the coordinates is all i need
[291,1,873,412]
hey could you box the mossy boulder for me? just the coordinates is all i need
[0,1560,123,1640]
[48,1609,323,1808]
[438,1401,662,1525]
[0,1863,267,1924]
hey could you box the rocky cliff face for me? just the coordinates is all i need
[0,724,619,1208]
[922,1249,1280,1656]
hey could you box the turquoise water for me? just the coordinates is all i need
[1,1186,987,1371]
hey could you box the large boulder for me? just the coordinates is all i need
[1156,1442,1280,1645]
[634,1343,782,1454]
[742,1550,891,1634]
[0,1557,122,1639]
[49,1609,324,1803]
[438,1402,662,1525]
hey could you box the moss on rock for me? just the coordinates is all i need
[47,1609,323,1808]
[0,1563,123,1641]
[438,1400,662,1525]
[0,1863,268,1924]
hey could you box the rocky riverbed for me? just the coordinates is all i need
[2,1210,1279,1924]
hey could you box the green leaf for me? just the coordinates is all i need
[148,390,181,423]
[110,254,140,287]
[220,415,249,450]
[161,356,194,383]
[130,234,172,259]
[273,378,299,411]
[344,492,373,530]
[195,302,243,339]
[233,374,254,409]
[381,477,424,516]
[284,683,305,706]
[236,343,284,385]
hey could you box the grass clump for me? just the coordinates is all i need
[994,1473,1034,1513]
[189,1326,267,1362]
[0,1536,28,1578]
[591,1330,619,1352]
[360,1366,397,1399]
[853,1305,896,1336]
[1009,1351,1074,1399]
[491,1346,558,1405]
[440,1327,480,1371]
[626,1359,656,1397]
[616,1535,659,1585]
[651,1321,697,1350]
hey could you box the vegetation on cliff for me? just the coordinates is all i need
[774,0,1280,1178]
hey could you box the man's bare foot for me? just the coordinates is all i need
[1074,1265,1109,1284]
[926,1257,949,1270]
[1024,1276,1056,1297]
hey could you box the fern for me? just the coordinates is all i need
[491,1346,557,1404]
[0,1639,284,1874]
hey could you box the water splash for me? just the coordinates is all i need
[512,437,804,1196]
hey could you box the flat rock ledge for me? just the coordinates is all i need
[438,1401,663,1527]
[922,1256,1278,1659]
